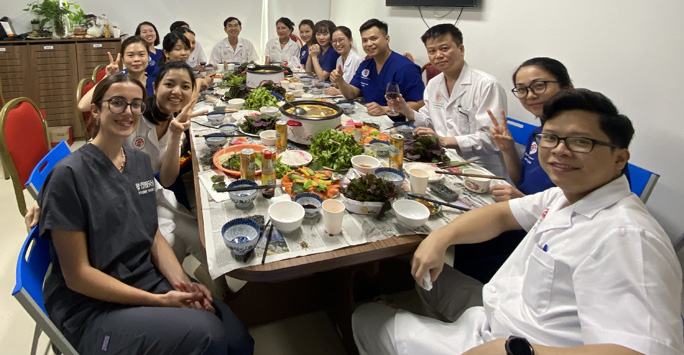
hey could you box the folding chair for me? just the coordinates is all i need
[25,139,71,199]
[75,77,96,138]
[91,64,107,83]
[12,225,79,355]
[627,163,659,203]
[0,97,51,215]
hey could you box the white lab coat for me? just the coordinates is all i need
[392,176,684,354]
[187,41,207,68]
[413,63,508,178]
[209,37,259,65]
[336,50,364,84]
[264,37,300,65]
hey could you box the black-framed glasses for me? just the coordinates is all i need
[98,97,146,115]
[511,81,560,98]
[534,133,620,153]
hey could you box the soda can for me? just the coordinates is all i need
[275,120,288,154]
[389,133,404,171]
[240,148,256,181]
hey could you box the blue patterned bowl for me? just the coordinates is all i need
[228,179,258,208]
[294,192,323,218]
[221,218,261,256]
[374,167,405,188]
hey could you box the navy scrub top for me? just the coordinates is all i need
[349,51,425,107]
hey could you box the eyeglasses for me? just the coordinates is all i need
[99,98,146,115]
[331,39,346,45]
[511,81,560,98]
[534,133,620,153]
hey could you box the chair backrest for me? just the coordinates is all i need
[12,225,79,355]
[92,64,107,83]
[403,52,414,63]
[76,77,96,138]
[289,34,303,47]
[627,163,659,203]
[506,117,538,146]
[25,139,71,199]
[421,63,442,84]
[0,97,51,216]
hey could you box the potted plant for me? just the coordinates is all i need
[24,0,80,38]
[30,18,40,31]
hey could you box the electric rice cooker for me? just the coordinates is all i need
[279,100,342,145]
[245,65,285,89]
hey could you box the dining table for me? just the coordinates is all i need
[188,81,504,353]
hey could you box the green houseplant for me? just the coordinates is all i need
[24,0,81,37]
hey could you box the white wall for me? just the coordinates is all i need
[331,0,684,243]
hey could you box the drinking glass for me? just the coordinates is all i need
[386,82,400,116]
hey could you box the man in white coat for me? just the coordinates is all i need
[209,17,259,65]
[392,24,508,178]
[353,89,684,355]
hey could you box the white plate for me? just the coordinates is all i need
[279,150,312,167]
[404,162,443,182]
[231,110,259,124]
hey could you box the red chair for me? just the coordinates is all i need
[76,77,97,138]
[421,63,442,84]
[0,97,51,215]
[92,64,107,83]
[290,34,304,47]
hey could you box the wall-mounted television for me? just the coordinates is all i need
[386,0,477,7]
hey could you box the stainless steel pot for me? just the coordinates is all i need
[279,100,342,145]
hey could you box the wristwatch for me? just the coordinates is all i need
[505,336,534,355]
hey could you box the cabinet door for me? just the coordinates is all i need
[28,43,79,130]
[0,45,30,103]
[76,40,121,79]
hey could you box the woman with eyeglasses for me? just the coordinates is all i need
[37,73,253,354]
[488,57,574,201]
[324,26,363,96]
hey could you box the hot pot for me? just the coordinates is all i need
[279,100,342,145]
[245,65,285,89]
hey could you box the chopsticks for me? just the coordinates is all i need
[214,185,278,193]
[194,133,249,138]
[436,171,507,180]
[407,193,471,212]
[436,159,480,168]
[261,221,275,264]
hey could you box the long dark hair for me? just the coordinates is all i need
[144,61,196,125]
[512,57,572,88]
[135,21,160,46]
[158,31,191,67]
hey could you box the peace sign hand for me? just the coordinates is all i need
[488,109,514,151]
[170,98,206,134]
[105,52,121,77]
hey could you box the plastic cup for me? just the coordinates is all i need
[408,168,429,194]
[322,199,345,235]
[280,80,290,89]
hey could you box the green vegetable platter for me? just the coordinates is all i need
[308,129,363,171]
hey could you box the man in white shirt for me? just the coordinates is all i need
[353,88,684,355]
[392,24,507,178]
[209,17,259,65]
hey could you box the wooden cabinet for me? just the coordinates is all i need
[0,38,121,139]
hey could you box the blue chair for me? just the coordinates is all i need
[12,225,79,355]
[24,139,71,199]
[506,117,538,146]
[627,163,659,204]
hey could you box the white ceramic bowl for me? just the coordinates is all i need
[268,200,305,233]
[259,130,277,146]
[351,155,381,175]
[393,199,430,228]
[221,218,261,256]
[338,101,355,115]
[463,168,492,193]
[207,113,225,125]
[294,192,323,218]
[228,179,258,208]
[228,98,245,110]
[219,123,237,135]
[260,106,280,116]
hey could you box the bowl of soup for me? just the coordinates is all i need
[279,100,343,145]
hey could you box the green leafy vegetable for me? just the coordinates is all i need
[211,175,225,183]
[220,152,263,171]
[309,129,363,170]
[244,87,278,111]
[342,174,397,202]
[275,157,293,179]
[404,135,449,164]
[212,181,227,190]
[238,113,278,135]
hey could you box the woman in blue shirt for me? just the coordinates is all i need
[298,19,314,66]
[306,20,340,81]
[135,21,162,91]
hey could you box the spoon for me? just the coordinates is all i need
[271,91,307,116]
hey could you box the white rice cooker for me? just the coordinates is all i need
[279,101,342,145]
[245,65,285,89]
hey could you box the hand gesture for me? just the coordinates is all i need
[411,232,448,289]
[490,184,525,202]
[329,64,343,85]
[309,44,321,57]
[488,109,514,152]
[365,102,386,116]
[105,52,121,77]
[170,97,205,134]
[385,93,410,116]
[159,289,204,308]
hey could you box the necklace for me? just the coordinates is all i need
[118,147,126,172]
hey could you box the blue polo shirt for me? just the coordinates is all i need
[317,46,340,73]
[350,51,424,107]
[517,126,631,195]
[299,44,309,65]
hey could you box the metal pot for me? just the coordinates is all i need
[279,100,342,145]
[245,65,285,89]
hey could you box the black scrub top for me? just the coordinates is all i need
[38,143,172,346]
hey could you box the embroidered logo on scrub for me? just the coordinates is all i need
[361,69,370,78]
[435,93,442,101]
[530,141,538,155]
[133,136,146,149]
[136,179,155,195]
